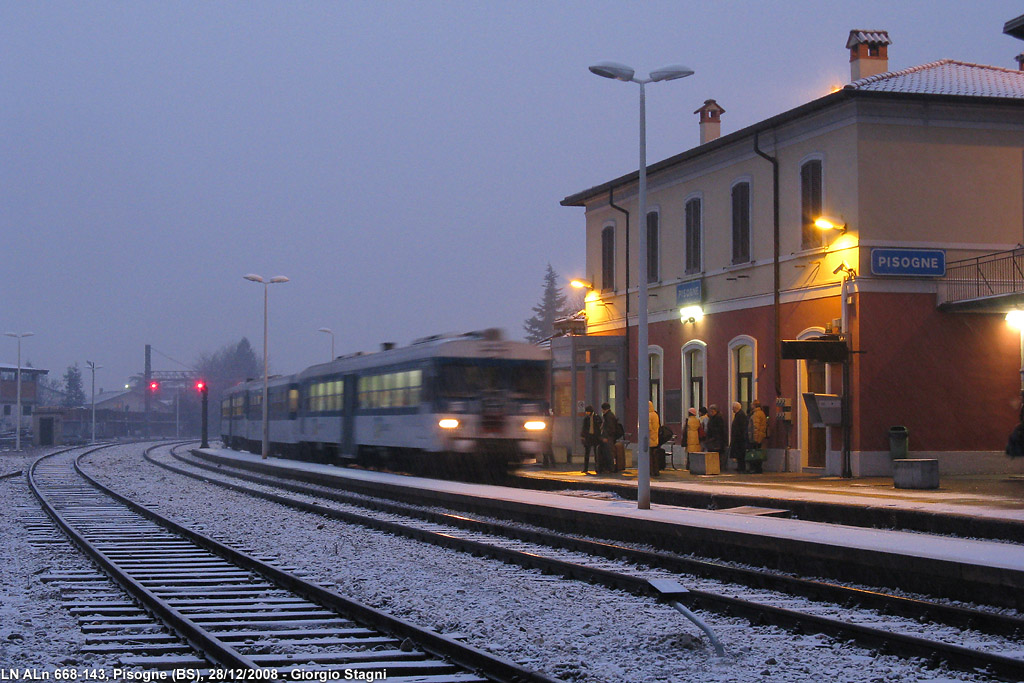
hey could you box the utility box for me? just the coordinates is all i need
[688,451,720,475]
[802,393,843,427]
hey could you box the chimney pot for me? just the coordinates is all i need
[1016,53,1024,71]
[847,29,891,81]
[694,99,725,145]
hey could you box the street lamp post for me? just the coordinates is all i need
[244,274,289,459]
[86,360,102,444]
[4,332,34,451]
[589,61,693,510]
[318,327,335,362]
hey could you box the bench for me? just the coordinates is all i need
[687,451,720,475]
[892,458,939,489]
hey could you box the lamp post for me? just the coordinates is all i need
[244,274,289,459]
[86,360,102,444]
[4,332,34,451]
[318,327,335,362]
[590,61,693,510]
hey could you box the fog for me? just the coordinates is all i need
[2,1,1020,388]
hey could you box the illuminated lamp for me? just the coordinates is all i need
[680,305,704,324]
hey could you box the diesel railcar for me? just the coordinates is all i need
[221,330,550,470]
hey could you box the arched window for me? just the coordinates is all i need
[731,181,751,264]
[801,159,823,250]
[728,335,758,414]
[682,341,707,415]
[647,211,659,283]
[648,347,664,415]
[601,225,615,290]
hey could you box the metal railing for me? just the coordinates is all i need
[938,246,1024,306]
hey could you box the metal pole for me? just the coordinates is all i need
[637,81,651,510]
[200,385,209,449]
[87,362,98,443]
[262,282,270,460]
[15,338,22,451]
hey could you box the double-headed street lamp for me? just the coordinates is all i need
[589,61,693,510]
[4,332,34,451]
[244,274,289,459]
[86,360,102,444]
[318,327,335,362]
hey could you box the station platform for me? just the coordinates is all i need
[188,447,1024,608]
[513,462,1024,542]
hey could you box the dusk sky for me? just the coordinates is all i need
[3,1,1021,389]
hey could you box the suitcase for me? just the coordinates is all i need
[614,442,626,471]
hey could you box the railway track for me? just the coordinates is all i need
[146,443,1024,681]
[28,444,559,681]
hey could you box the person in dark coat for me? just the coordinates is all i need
[599,402,619,473]
[705,404,728,471]
[730,401,749,473]
[580,405,602,474]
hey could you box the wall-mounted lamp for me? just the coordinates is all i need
[1006,310,1024,330]
[570,279,594,290]
[815,215,847,234]
[833,261,857,278]
[680,305,704,324]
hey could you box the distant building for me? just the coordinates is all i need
[560,30,1024,476]
[1,363,48,433]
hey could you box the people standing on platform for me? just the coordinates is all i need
[730,402,750,473]
[685,407,702,454]
[698,406,710,451]
[705,404,727,470]
[648,401,661,477]
[599,402,619,473]
[748,400,768,474]
[580,405,602,474]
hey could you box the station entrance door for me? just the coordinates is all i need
[550,335,626,464]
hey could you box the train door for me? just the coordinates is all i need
[341,374,357,457]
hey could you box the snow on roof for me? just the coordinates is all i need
[846,59,1024,99]
[0,363,47,373]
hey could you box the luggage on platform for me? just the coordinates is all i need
[614,442,626,471]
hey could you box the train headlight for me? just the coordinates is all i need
[524,421,546,431]
[439,418,460,430]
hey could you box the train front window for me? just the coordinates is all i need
[435,361,547,399]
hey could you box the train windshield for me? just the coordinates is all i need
[434,360,547,399]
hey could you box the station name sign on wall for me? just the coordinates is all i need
[870,248,946,277]
[676,280,703,307]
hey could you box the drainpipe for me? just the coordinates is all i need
[609,186,631,403]
[753,130,782,399]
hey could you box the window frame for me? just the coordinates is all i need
[684,195,702,274]
[800,156,824,251]
[731,179,752,264]
[601,223,615,291]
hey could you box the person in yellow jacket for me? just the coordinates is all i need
[648,401,662,476]
[685,407,702,452]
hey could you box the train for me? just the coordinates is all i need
[220,329,551,471]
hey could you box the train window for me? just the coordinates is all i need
[357,369,423,409]
[307,380,344,413]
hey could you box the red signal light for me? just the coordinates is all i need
[195,380,206,392]
[149,381,159,392]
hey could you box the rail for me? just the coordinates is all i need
[939,246,1024,306]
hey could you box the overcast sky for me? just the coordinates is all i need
[3,1,1021,389]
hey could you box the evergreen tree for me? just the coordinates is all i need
[523,263,570,343]
[193,338,262,433]
[62,363,86,407]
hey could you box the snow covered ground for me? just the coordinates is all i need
[0,443,1001,681]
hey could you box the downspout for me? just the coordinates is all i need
[753,130,782,399]
[609,186,631,402]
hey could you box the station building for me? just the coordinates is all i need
[559,31,1024,476]
[1,363,48,434]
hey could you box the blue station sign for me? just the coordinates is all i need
[676,280,703,307]
[870,248,946,277]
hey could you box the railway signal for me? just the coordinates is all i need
[149,381,160,392]
[196,379,209,449]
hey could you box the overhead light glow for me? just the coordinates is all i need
[524,421,547,431]
[680,306,704,324]
[570,279,593,289]
[814,215,847,234]
[1007,311,1024,330]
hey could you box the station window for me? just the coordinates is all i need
[685,198,702,274]
[735,344,753,412]
[601,226,615,290]
[647,211,660,283]
[731,182,751,264]
[801,159,823,250]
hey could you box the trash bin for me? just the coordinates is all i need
[889,426,909,459]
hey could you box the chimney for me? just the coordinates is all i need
[694,99,725,145]
[1016,53,1024,71]
[847,30,891,81]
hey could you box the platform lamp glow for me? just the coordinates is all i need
[4,332,34,451]
[1006,310,1024,391]
[589,60,693,510]
[244,274,289,459]
[86,361,102,444]
[318,327,335,362]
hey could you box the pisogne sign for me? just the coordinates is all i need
[870,248,946,277]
